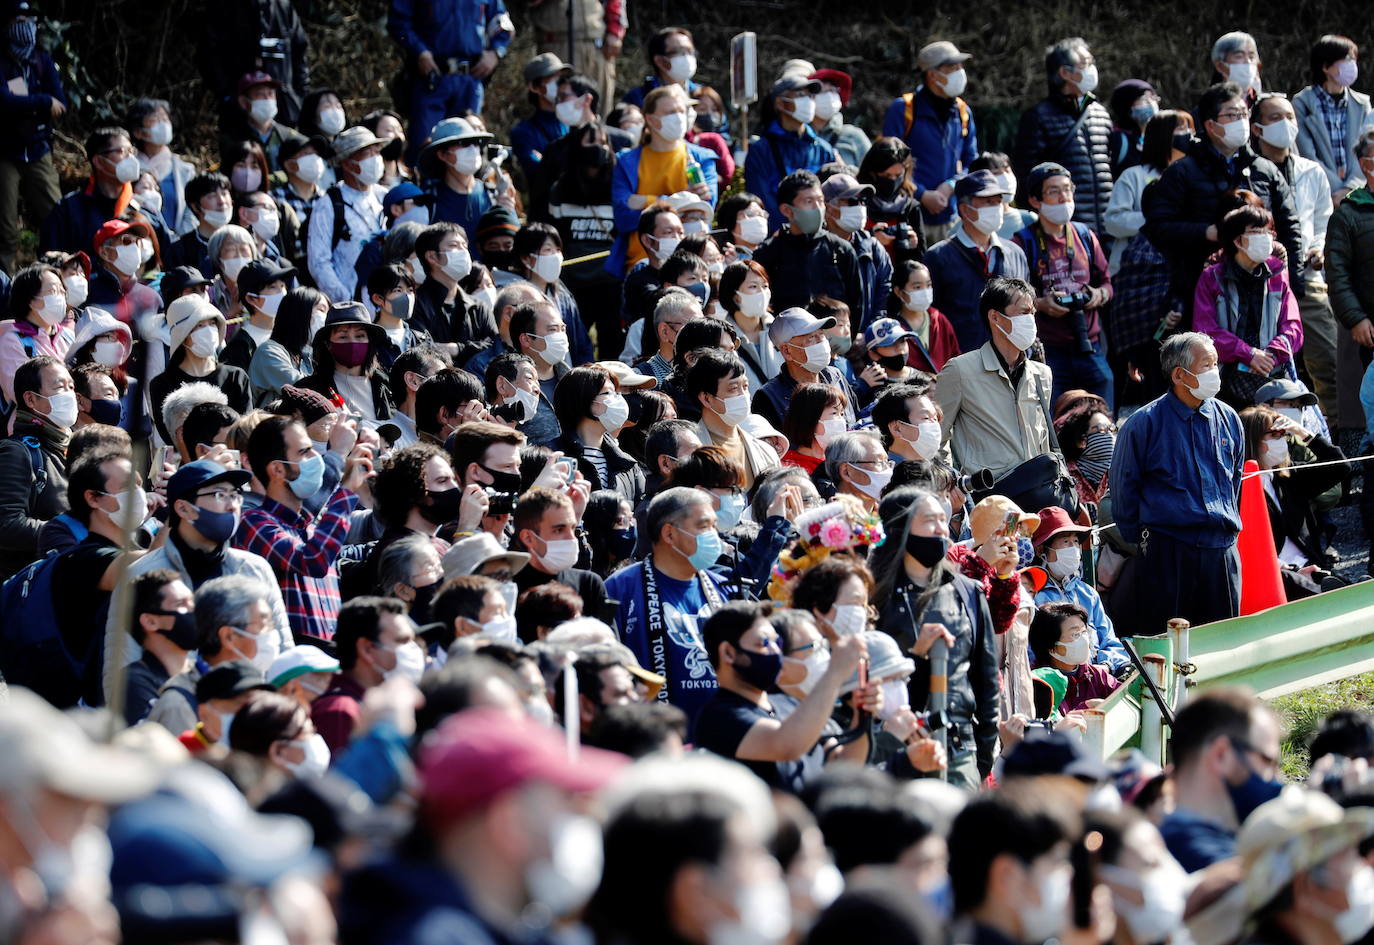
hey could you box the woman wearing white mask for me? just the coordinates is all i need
[886,259,961,374]
[1239,405,1351,600]
[512,223,593,366]
[65,307,135,428]
[720,261,784,391]
[0,263,72,406]
[1193,205,1304,407]
[1093,808,1190,945]
[148,294,251,443]
[300,89,348,144]
[612,85,718,276]
[780,383,848,476]
[553,365,645,506]
[720,192,770,263]
[42,250,92,317]
[228,691,333,780]
[250,287,325,405]
[206,224,260,320]
[129,96,197,236]
[1028,601,1120,713]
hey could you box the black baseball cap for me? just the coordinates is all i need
[237,259,296,298]
[195,661,273,702]
[160,265,211,307]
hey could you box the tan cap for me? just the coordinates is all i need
[916,40,972,73]
[598,360,659,391]
[968,495,1040,549]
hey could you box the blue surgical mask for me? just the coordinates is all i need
[609,526,637,559]
[284,453,326,499]
[683,527,722,571]
[1225,739,1283,823]
[716,492,746,531]
[685,281,709,305]
[190,506,240,544]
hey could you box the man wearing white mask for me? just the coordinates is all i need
[924,170,1029,351]
[272,136,329,269]
[1112,332,1245,632]
[1211,31,1263,105]
[512,486,612,624]
[1253,92,1339,423]
[689,349,779,489]
[1013,37,1114,235]
[167,171,233,276]
[413,220,496,354]
[805,68,871,169]
[234,189,292,265]
[0,355,75,579]
[419,117,499,248]
[935,277,1056,482]
[308,126,388,302]
[621,26,702,110]
[219,71,294,171]
[744,74,838,231]
[510,53,574,182]
[872,383,944,467]
[754,307,857,431]
[1014,162,1115,408]
[823,172,892,330]
[825,430,893,512]
[86,218,163,327]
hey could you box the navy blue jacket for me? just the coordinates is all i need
[744,121,838,230]
[0,49,67,163]
[924,233,1029,351]
[40,181,172,259]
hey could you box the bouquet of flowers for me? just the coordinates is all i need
[767,495,885,603]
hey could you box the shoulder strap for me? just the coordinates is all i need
[1050,101,1094,159]
[329,185,352,245]
[956,98,970,138]
[18,333,37,357]
[21,436,46,496]
[902,92,917,138]
[52,513,88,543]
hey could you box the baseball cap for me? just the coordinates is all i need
[166,459,252,507]
[236,259,296,299]
[864,316,917,350]
[1025,162,1073,200]
[1000,727,1112,782]
[915,41,972,73]
[419,707,626,827]
[524,52,573,84]
[1031,506,1093,548]
[159,265,211,306]
[195,661,273,702]
[770,73,823,99]
[1254,378,1318,407]
[768,307,836,347]
[953,169,1008,201]
[268,645,341,688]
[278,133,332,165]
[93,218,151,253]
[441,532,530,581]
[383,181,433,211]
[841,631,916,695]
[236,71,280,95]
[821,172,875,203]
[809,68,854,105]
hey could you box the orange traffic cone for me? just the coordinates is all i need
[1237,459,1287,615]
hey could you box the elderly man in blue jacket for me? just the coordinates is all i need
[744,74,837,231]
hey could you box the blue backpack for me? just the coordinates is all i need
[0,515,92,707]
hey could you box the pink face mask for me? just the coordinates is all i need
[330,340,370,367]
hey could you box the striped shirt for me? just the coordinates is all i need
[1315,87,1349,180]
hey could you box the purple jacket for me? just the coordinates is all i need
[1192,256,1303,365]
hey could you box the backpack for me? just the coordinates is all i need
[302,185,354,263]
[902,91,970,140]
[0,549,89,706]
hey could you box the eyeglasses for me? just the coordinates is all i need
[1087,423,1118,435]
[1216,110,1249,122]
[854,459,894,472]
[196,488,245,505]
[786,640,830,657]
[1229,736,1278,768]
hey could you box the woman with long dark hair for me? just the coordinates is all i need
[583,488,638,577]
[249,285,325,404]
[296,301,395,421]
[552,364,645,506]
[869,485,998,790]
[511,221,594,367]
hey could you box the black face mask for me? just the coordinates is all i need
[151,609,199,650]
[381,136,406,163]
[408,581,438,624]
[87,398,122,426]
[906,532,950,567]
[1172,132,1194,153]
[479,464,523,494]
[879,353,907,372]
[608,526,637,560]
[482,249,516,272]
[419,486,463,525]
[873,176,902,200]
[581,144,613,168]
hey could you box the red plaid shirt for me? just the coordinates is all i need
[234,489,358,642]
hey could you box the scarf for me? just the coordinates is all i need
[170,526,227,587]
[1076,431,1115,485]
[13,407,72,454]
[8,20,36,62]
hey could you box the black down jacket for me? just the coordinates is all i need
[1014,92,1115,234]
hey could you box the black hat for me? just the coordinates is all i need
[1001,728,1112,782]
[316,300,386,347]
[195,661,273,702]
[159,265,211,307]
[278,133,333,165]
[237,259,296,299]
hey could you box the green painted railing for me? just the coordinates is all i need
[1081,580,1374,763]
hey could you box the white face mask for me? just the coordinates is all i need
[648,233,682,261]
[111,243,142,276]
[711,392,751,427]
[542,79,560,103]
[189,324,220,358]
[138,188,163,215]
[787,647,831,696]
[666,53,697,84]
[449,145,481,176]
[537,537,580,572]
[971,203,1004,235]
[1259,117,1299,150]
[507,384,540,422]
[1039,200,1074,226]
[137,239,155,265]
[353,153,385,186]
[440,248,472,281]
[816,416,846,449]
[1184,365,1222,400]
[33,292,65,326]
[904,420,942,461]
[878,678,911,720]
[683,219,709,236]
[479,613,519,643]
[146,120,173,146]
[382,641,426,684]
[283,733,331,779]
[249,209,279,240]
[708,877,790,945]
[905,287,933,312]
[837,204,867,232]
[1075,63,1099,94]
[814,91,842,122]
[995,171,1017,203]
[1336,865,1374,945]
[395,205,429,227]
[786,95,816,124]
[249,98,277,124]
[221,255,249,282]
[940,67,968,98]
[829,603,867,638]
[473,285,497,311]
[93,339,124,367]
[1018,864,1071,944]
[1227,61,1260,92]
[230,626,280,676]
[527,813,604,918]
[110,487,148,531]
[253,290,284,319]
[655,111,687,142]
[1102,862,1188,945]
[736,215,769,245]
[534,331,570,365]
[318,106,346,136]
[622,122,644,141]
[1216,116,1249,150]
[597,392,630,430]
[293,153,326,184]
[1261,436,1289,468]
[63,274,88,309]
[407,256,427,284]
[39,390,78,428]
[847,462,892,500]
[737,287,770,318]
[794,339,832,372]
[1242,231,1274,262]
[1276,406,1304,425]
[555,99,584,126]
[1048,544,1082,580]
[1055,632,1091,666]
[202,206,232,228]
[112,154,141,183]
[531,252,563,283]
[999,312,1037,351]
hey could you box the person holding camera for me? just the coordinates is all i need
[1013,162,1115,409]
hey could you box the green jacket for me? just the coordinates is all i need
[1325,185,1374,330]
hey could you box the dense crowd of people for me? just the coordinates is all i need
[3,2,1374,944]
